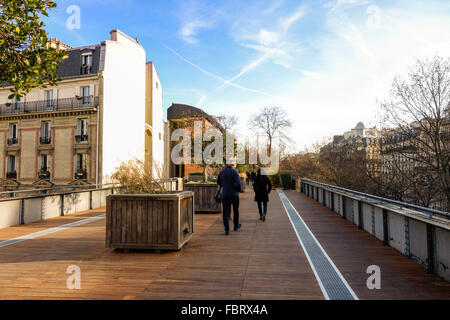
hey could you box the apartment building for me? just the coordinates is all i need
[166,103,224,180]
[330,122,380,176]
[0,29,165,190]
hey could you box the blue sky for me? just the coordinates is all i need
[44,0,450,151]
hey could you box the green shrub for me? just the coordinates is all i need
[279,172,293,189]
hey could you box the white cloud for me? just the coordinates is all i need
[179,20,213,44]
[325,0,371,12]
[257,29,280,46]
[218,4,307,90]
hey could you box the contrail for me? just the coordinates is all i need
[164,45,281,99]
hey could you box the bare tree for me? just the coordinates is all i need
[380,55,450,211]
[248,106,293,153]
[213,114,238,133]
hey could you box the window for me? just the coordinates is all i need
[77,119,88,135]
[8,124,18,145]
[76,119,88,142]
[76,153,87,172]
[41,121,51,144]
[81,86,90,104]
[40,154,48,171]
[11,97,20,111]
[156,82,159,89]
[7,155,16,173]
[45,90,53,107]
[81,54,92,75]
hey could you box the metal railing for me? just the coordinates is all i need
[40,137,51,144]
[7,138,18,145]
[0,96,99,115]
[75,134,88,142]
[0,183,110,200]
[301,178,450,219]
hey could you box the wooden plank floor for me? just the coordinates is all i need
[284,190,450,300]
[0,189,448,300]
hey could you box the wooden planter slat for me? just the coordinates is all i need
[183,183,221,213]
[106,191,194,250]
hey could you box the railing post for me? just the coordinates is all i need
[20,199,25,225]
[342,196,346,219]
[358,201,363,229]
[426,224,435,274]
[89,190,93,210]
[322,189,326,206]
[60,194,65,217]
[331,192,335,212]
[382,208,389,246]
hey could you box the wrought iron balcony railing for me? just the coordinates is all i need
[0,96,99,115]
[40,137,51,145]
[75,134,88,143]
[6,171,17,179]
[38,169,51,180]
[75,169,87,180]
[7,138,18,145]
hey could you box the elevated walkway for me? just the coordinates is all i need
[0,190,448,299]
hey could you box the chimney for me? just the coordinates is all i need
[46,37,72,50]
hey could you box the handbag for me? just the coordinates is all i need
[215,186,222,203]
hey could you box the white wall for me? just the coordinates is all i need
[150,63,165,179]
[101,30,146,181]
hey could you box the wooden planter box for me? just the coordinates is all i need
[106,191,194,251]
[183,183,221,213]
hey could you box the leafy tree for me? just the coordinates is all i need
[0,0,67,100]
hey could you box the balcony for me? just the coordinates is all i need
[7,138,18,145]
[75,134,88,143]
[38,169,51,180]
[40,137,51,145]
[0,96,99,115]
[6,171,17,179]
[75,169,87,180]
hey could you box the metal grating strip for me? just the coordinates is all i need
[278,190,358,300]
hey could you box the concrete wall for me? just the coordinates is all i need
[0,200,20,229]
[43,195,61,220]
[435,227,450,281]
[301,180,450,282]
[0,188,112,230]
[23,198,42,224]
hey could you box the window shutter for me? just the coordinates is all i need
[76,119,81,135]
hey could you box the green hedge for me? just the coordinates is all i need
[279,172,293,189]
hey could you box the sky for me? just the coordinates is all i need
[43,0,450,152]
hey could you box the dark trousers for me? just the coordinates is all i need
[222,196,239,231]
[257,200,268,216]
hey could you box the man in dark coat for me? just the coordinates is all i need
[217,163,242,235]
[250,171,256,183]
[253,168,272,221]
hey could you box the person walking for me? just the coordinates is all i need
[253,168,272,221]
[246,171,250,186]
[250,171,256,184]
[217,162,242,235]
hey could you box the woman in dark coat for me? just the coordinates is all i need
[253,168,272,221]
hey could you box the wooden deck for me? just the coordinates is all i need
[0,190,448,300]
